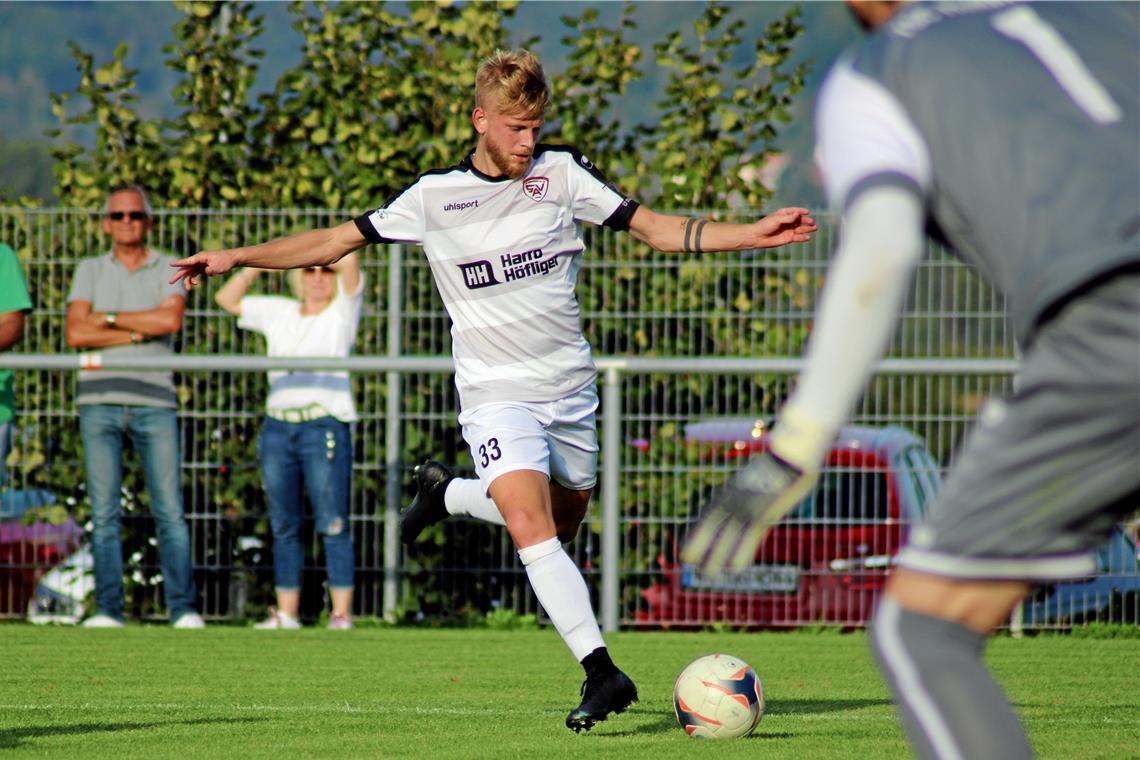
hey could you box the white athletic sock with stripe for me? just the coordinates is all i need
[869,598,1032,760]
[518,536,605,661]
[443,478,506,526]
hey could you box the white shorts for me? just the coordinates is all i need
[457,385,599,493]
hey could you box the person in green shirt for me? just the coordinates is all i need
[0,242,32,488]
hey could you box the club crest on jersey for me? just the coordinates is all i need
[522,176,549,202]
[458,260,501,290]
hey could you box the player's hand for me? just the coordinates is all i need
[681,448,819,576]
[170,251,239,290]
[749,207,817,249]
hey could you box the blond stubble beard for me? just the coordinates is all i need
[483,135,531,179]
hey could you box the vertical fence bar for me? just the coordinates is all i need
[383,244,403,621]
[601,365,621,632]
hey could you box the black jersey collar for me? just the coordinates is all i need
[461,151,530,183]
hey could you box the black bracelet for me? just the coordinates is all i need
[683,218,696,253]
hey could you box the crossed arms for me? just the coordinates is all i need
[66,294,185,349]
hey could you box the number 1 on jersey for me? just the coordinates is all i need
[993,6,1122,125]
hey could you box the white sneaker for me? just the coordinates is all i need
[81,614,125,628]
[326,614,353,631]
[173,612,206,629]
[254,608,301,630]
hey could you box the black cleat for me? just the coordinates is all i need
[400,460,454,546]
[565,669,638,733]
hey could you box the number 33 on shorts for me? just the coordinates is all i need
[478,437,502,467]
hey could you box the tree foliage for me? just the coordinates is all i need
[48,0,805,214]
[28,0,810,622]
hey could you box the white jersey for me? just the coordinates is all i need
[355,145,637,409]
[238,273,365,422]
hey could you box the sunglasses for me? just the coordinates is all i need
[106,211,149,221]
[302,266,334,275]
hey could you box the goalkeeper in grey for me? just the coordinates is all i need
[684,3,1139,759]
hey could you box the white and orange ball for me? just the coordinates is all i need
[673,653,764,739]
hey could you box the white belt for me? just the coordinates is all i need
[266,403,330,424]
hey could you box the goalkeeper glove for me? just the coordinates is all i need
[681,413,825,576]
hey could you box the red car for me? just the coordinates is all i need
[635,422,942,628]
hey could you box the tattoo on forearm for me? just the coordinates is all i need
[683,218,709,253]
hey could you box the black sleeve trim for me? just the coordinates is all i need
[843,171,924,213]
[353,214,391,245]
[603,198,640,231]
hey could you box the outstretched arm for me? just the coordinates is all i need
[627,206,817,253]
[170,221,368,291]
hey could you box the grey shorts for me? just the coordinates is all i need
[900,273,1140,581]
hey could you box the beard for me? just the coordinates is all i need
[484,136,531,179]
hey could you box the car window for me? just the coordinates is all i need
[791,468,891,522]
[903,447,942,516]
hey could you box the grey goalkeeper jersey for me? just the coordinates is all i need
[355,145,637,409]
[816,2,1140,344]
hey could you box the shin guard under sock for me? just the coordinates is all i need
[518,536,605,661]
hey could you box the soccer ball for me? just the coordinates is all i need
[673,653,764,739]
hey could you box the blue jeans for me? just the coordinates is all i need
[258,416,354,592]
[79,405,197,620]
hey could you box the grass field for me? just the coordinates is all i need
[2,624,1137,759]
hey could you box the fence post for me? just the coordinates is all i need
[601,366,622,632]
[383,244,403,621]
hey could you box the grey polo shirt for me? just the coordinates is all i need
[67,249,185,408]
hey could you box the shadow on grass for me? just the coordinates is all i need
[598,697,892,737]
[0,717,265,749]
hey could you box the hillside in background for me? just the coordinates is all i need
[0,1,857,207]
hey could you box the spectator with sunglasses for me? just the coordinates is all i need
[215,254,364,630]
[64,183,203,629]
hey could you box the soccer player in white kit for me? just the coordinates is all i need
[171,49,817,731]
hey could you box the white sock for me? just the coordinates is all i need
[444,478,506,526]
[518,536,605,661]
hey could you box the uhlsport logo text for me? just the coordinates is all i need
[444,199,480,212]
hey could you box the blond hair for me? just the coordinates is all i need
[475,49,550,118]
